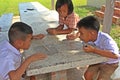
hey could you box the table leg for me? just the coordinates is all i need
[30,76,36,80]
[50,70,67,80]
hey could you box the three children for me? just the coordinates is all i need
[0,0,119,80]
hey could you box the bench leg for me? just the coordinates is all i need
[50,70,67,80]
[30,76,36,80]
[67,67,87,80]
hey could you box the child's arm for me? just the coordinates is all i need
[33,34,45,39]
[46,24,64,35]
[47,28,74,35]
[83,45,119,59]
[56,24,64,30]
[8,53,47,80]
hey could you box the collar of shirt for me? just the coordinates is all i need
[93,31,101,45]
[65,12,74,20]
[87,32,102,46]
[60,12,74,20]
[1,40,21,56]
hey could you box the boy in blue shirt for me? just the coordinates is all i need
[68,16,120,80]
[0,22,47,80]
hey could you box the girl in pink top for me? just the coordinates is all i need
[47,0,79,35]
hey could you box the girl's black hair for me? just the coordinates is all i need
[77,16,100,32]
[55,0,74,15]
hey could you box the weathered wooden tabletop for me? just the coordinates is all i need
[24,35,108,76]
[19,2,59,35]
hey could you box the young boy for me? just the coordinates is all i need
[0,22,47,80]
[70,16,120,80]
[46,0,79,35]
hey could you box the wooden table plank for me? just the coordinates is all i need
[19,2,59,35]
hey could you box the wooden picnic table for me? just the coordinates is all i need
[19,2,108,80]
[19,2,59,35]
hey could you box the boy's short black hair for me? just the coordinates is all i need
[55,0,73,15]
[8,22,33,43]
[77,16,100,32]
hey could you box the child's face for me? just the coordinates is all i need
[78,27,96,43]
[57,4,68,17]
[21,34,33,50]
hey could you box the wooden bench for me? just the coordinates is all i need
[0,13,13,42]
[0,13,14,32]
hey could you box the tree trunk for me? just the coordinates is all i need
[102,0,115,34]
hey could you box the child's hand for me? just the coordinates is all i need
[30,53,47,62]
[33,34,45,39]
[56,25,64,30]
[46,28,57,35]
[66,32,80,40]
[83,45,95,53]
[66,34,77,40]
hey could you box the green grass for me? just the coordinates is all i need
[0,0,92,16]
[0,0,52,16]
[0,0,86,16]
[110,25,120,48]
[74,6,98,17]
[0,0,120,48]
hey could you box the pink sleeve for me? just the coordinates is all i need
[59,15,64,25]
[67,13,80,29]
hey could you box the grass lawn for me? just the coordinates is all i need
[110,25,120,48]
[0,0,120,48]
[0,0,51,16]
[0,0,84,16]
